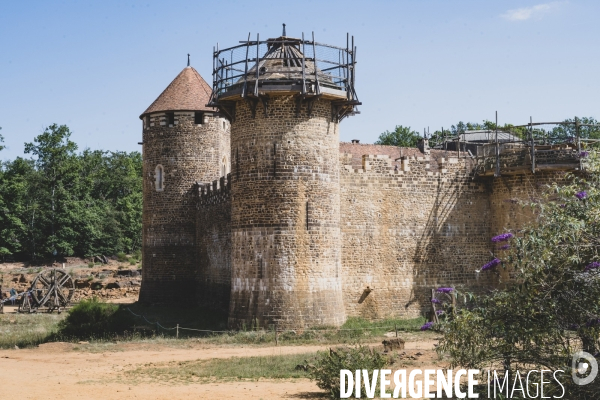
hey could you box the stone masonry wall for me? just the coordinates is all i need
[140,112,230,304]
[490,171,572,282]
[340,150,498,319]
[228,95,345,329]
[196,176,232,312]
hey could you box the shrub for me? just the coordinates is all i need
[131,249,142,261]
[308,345,387,399]
[87,262,94,268]
[116,252,128,262]
[438,150,600,397]
[55,297,134,339]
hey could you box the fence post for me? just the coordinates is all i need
[275,325,279,346]
[395,324,398,338]
[176,324,179,339]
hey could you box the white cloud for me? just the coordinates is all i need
[501,2,563,21]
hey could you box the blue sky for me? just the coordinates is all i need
[1,1,598,161]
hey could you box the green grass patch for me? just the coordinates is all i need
[0,299,428,350]
[125,352,316,383]
[0,313,64,349]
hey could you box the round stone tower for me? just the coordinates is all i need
[139,63,230,304]
[209,28,360,328]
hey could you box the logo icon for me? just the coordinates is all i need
[572,351,598,386]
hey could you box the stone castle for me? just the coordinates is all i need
[138,30,579,329]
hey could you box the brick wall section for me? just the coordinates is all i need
[339,151,499,319]
[140,112,230,304]
[196,176,232,312]
[228,95,345,329]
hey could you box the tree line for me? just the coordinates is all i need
[0,124,142,262]
[375,116,600,147]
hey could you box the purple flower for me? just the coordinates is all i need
[585,262,600,272]
[491,233,514,243]
[431,298,442,304]
[436,287,454,294]
[481,258,501,271]
[575,191,587,200]
[586,319,600,328]
[580,151,589,158]
[559,204,566,208]
[421,322,434,331]
[498,244,511,251]
[435,310,444,316]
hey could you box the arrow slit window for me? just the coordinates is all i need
[155,164,164,191]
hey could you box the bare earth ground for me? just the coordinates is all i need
[0,338,440,399]
[1,262,438,399]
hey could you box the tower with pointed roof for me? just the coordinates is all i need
[208,27,359,328]
[139,63,230,304]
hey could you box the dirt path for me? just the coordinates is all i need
[0,340,438,399]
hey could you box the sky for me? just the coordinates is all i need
[0,0,598,161]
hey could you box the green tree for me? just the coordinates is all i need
[24,124,80,258]
[0,127,4,152]
[0,124,143,261]
[437,151,600,397]
[0,158,40,260]
[375,125,421,147]
[551,117,600,142]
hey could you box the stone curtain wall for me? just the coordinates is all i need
[228,95,345,329]
[490,171,571,282]
[340,151,498,319]
[196,176,232,313]
[140,112,229,304]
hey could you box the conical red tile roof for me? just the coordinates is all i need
[140,66,214,118]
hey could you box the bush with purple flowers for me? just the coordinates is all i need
[438,150,600,397]
[436,287,453,294]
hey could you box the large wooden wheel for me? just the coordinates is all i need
[31,268,74,312]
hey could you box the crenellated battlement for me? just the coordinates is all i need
[144,111,227,130]
[197,174,231,206]
[340,152,477,178]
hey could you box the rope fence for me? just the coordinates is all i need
[124,307,415,343]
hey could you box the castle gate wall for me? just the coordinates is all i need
[340,150,498,319]
[228,96,345,329]
[140,112,228,303]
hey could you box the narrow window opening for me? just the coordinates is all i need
[167,112,175,126]
[195,112,203,125]
[222,156,228,177]
[155,165,164,191]
[145,115,150,128]
[306,201,310,230]
[222,121,226,130]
